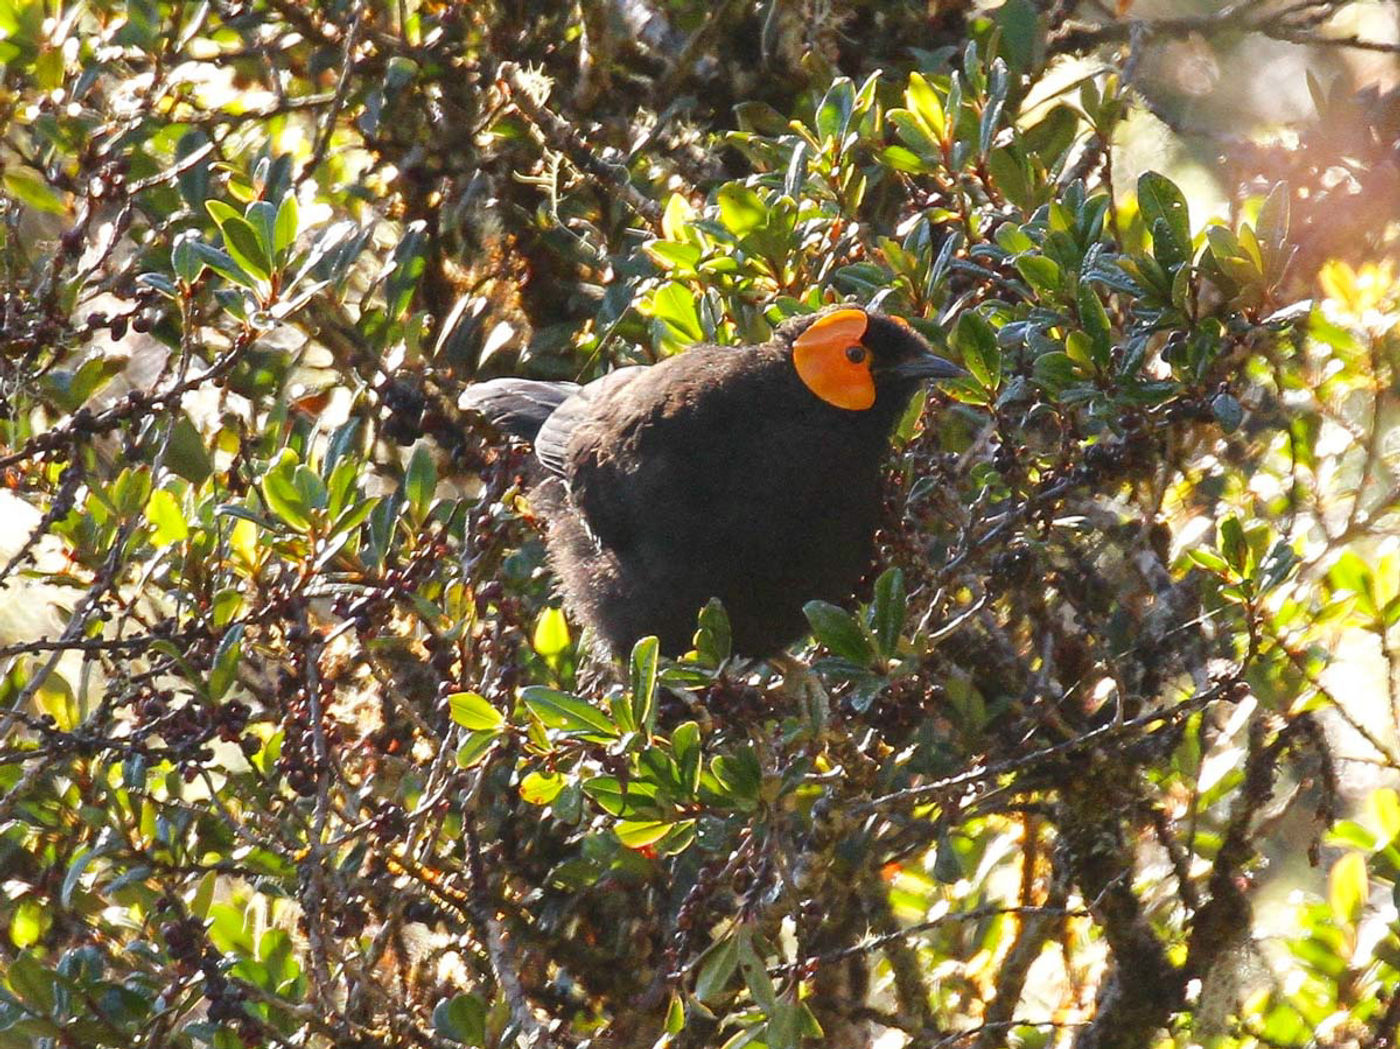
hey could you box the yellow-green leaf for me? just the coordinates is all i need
[532,607,571,659]
[520,771,565,805]
[145,489,190,546]
[1328,851,1368,926]
[456,730,497,769]
[448,691,505,732]
[616,819,671,849]
[10,899,50,948]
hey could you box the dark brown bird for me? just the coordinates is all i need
[461,306,964,658]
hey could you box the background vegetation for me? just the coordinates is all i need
[2,1,1400,1047]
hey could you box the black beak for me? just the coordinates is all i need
[888,351,968,381]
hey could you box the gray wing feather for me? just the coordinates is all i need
[534,366,646,476]
[460,378,580,442]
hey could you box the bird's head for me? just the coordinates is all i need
[781,306,966,413]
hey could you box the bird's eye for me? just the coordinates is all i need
[845,345,867,364]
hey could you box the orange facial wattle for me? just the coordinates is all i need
[792,308,876,411]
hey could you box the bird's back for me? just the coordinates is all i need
[541,346,888,655]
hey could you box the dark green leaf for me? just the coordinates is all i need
[404,443,437,522]
[1138,172,1190,266]
[693,598,732,665]
[869,568,906,659]
[432,993,487,1045]
[694,934,740,1004]
[954,311,1001,389]
[1220,516,1249,576]
[803,601,874,665]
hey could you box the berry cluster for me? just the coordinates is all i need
[158,910,258,1046]
[380,379,427,446]
[274,666,338,798]
[133,689,256,779]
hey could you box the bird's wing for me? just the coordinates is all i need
[534,366,647,476]
[460,378,580,442]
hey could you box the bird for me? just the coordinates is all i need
[461,305,965,659]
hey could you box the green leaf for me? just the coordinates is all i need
[432,993,488,1045]
[404,443,437,522]
[1138,172,1190,266]
[815,77,855,142]
[1329,852,1368,927]
[1205,225,1242,265]
[207,204,272,281]
[767,1001,802,1049]
[145,489,189,547]
[649,281,705,351]
[666,993,686,1035]
[274,193,300,256]
[521,686,616,737]
[1023,104,1079,166]
[61,845,101,907]
[386,222,428,319]
[6,949,55,1010]
[869,568,906,659]
[1256,182,1290,279]
[609,691,638,736]
[672,721,702,794]
[261,451,313,531]
[583,775,659,817]
[137,269,177,295]
[904,71,946,140]
[1219,516,1249,577]
[448,691,505,732]
[887,109,942,159]
[879,144,930,174]
[1015,254,1061,295]
[1075,282,1112,369]
[1328,551,1377,615]
[693,598,732,665]
[803,601,874,664]
[532,607,571,661]
[205,198,241,229]
[987,145,1034,212]
[1186,548,1229,574]
[694,934,741,1003]
[191,241,256,289]
[716,184,768,236]
[736,929,777,1012]
[520,770,565,805]
[994,0,1044,77]
[245,200,279,262]
[455,730,497,768]
[954,311,1001,389]
[171,231,203,283]
[630,635,660,739]
[710,746,762,803]
[1032,349,1076,392]
[5,168,67,214]
[209,624,244,701]
[189,870,217,920]
[616,819,671,849]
